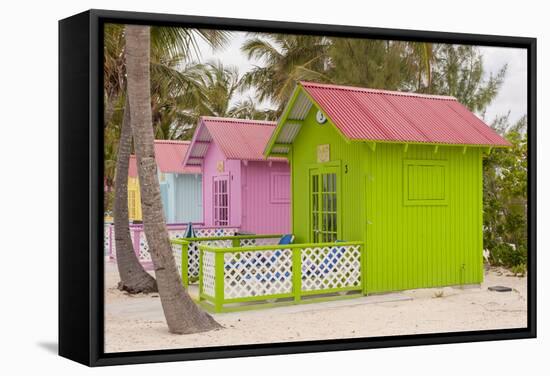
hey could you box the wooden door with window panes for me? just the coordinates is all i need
[310,166,341,242]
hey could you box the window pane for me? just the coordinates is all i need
[313,193,318,211]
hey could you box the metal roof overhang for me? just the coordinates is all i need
[183,120,214,167]
[264,83,511,158]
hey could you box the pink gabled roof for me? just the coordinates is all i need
[298,81,511,147]
[184,117,285,166]
[128,140,201,177]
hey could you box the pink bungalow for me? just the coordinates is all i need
[183,116,291,234]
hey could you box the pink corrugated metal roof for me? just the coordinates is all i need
[299,81,510,146]
[128,140,201,177]
[184,117,285,166]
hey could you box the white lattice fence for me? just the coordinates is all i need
[135,227,190,262]
[300,245,362,292]
[223,249,293,299]
[186,239,234,279]
[169,230,188,240]
[202,250,216,297]
[114,225,238,264]
[195,228,238,238]
[104,224,114,257]
[172,243,183,275]
[137,232,152,262]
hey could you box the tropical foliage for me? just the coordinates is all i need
[103,26,228,209]
[240,34,331,112]
[483,115,528,270]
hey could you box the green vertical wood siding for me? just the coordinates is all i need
[291,108,366,247]
[290,105,484,294]
[364,143,483,293]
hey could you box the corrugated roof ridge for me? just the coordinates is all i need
[200,116,276,126]
[299,81,458,101]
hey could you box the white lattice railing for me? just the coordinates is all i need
[202,250,217,298]
[171,234,283,286]
[198,241,364,312]
[223,248,294,299]
[301,244,362,292]
[104,223,239,269]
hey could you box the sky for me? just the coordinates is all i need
[196,32,528,124]
[478,46,527,123]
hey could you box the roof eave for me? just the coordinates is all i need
[264,85,302,158]
[182,118,212,168]
[357,138,512,148]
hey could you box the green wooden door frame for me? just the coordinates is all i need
[308,164,342,243]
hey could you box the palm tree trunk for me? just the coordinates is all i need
[114,94,158,294]
[125,25,220,334]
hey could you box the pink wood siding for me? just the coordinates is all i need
[240,161,291,234]
[202,142,242,228]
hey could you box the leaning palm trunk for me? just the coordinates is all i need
[125,25,220,334]
[113,94,158,293]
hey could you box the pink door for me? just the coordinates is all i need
[213,175,230,226]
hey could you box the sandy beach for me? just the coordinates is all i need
[104,262,527,353]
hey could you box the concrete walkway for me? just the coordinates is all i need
[105,288,411,321]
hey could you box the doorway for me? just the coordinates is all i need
[213,175,229,226]
[309,166,341,242]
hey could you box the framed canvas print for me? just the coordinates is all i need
[58,9,536,366]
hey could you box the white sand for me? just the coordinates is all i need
[104,262,527,353]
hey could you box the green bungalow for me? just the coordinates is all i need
[263,81,511,294]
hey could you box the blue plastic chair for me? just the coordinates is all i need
[278,234,295,245]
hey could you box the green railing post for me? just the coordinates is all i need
[292,248,302,303]
[214,251,225,313]
[232,238,240,247]
[361,243,367,295]
[181,242,189,288]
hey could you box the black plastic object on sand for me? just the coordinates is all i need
[488,286,513,292]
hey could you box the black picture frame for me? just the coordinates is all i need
[59,9,537,367]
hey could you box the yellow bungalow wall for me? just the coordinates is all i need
[127,177,142,221]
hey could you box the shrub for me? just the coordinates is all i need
[510,263,527,277]
[488,243,527,268]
